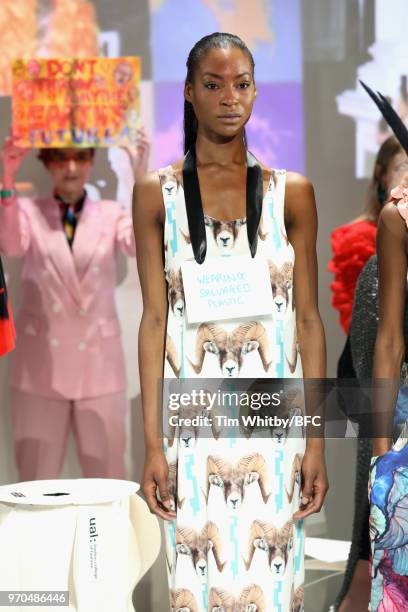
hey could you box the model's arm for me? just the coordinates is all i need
[285,172,329,520]
[285,173,326,378]
[372,203,407,457]
[0,137,31,257]
[132,172,176,521]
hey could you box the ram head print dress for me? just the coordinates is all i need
[159,164,306,612]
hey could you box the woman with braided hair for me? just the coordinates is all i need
[134,32,328,611]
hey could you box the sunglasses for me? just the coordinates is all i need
[46,151,94,165]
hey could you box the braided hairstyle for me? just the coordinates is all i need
[184,32,255,154]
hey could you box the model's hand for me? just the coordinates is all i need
[141,448,176,521]
[121,127,150,183]
[292,447,329,521]
[1,136,30,181]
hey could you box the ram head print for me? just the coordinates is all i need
[170,588,199,612]
[189,321,272,377]
[206,453,270,510]
[204,216,246,252]
[179,215,268,251]
[285,454,303,504]
[166,391,220,448]
[209,584,265,611]
[244,520,294,575]
[176,521,226,577]
[271,386,304,445]
[167,268,185,320]
[268,260,294,316]
[286,328,300,374]
[166,460,185,510]
[160,169,180,197]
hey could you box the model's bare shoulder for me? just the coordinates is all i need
[379,201,408,236]
[284,172,316,225]
[132,170,164,224]
[285,171,315,196]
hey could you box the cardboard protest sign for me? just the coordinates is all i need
[11,57,141,147]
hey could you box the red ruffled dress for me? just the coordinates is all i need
[328,220,377,333]
[0,256,16,356]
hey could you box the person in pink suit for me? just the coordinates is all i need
[0,134,149,480]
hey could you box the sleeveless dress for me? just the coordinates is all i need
[159,164,306,612]
[369,186,408,611]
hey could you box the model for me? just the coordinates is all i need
[133,33,328,611]
[361,81,408,611]
[331,135,407,612]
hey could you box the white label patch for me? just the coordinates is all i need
[181,255,273,323]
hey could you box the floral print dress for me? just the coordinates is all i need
[369,185,408,611]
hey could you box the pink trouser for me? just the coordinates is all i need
[11,389,128,481]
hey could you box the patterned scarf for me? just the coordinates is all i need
[55,190,87,249]
[0,258,8,320]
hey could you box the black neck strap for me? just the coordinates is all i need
[182,146,263,264]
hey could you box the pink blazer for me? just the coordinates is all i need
[0,195,136,399]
